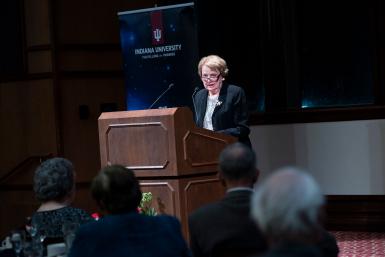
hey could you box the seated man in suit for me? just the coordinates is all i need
[250,167,339,257]
[188,142,268,257]
[68,165,191,257]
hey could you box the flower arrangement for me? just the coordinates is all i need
[138,192,157,216]
[91,212,100,220]
[90,192,157,219]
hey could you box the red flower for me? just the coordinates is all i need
[91,212,100,220]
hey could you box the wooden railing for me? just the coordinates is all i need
[0,153,53,185]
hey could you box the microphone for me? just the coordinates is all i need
[192,87,199,122]
[148,83,174,109]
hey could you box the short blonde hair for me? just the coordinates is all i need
[198,55,229,77]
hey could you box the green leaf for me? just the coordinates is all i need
[140,192,157,216]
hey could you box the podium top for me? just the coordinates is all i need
[99,107,187,120]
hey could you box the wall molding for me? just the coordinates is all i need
[59,70,123,79]
[28,44,52,51]
[250,106,385,125]
[326,195,385,232]
[58,43,121,52]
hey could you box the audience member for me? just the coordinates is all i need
[188,142,267,257]
[31,157,93,243]
[0,158,92,257]
[250,166,339,257]
[68,164,191,257]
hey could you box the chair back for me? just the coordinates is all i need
[47,242,66,257]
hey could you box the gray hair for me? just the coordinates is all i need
[33,157,74,202]
[251,166,325,242]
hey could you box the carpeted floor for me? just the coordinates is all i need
[332,231,385,257]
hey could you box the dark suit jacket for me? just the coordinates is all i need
[68,212,191,257]
[188,190,267,257]
[252,230,338,257]
[259,241,323,257]
[194,83,251,147]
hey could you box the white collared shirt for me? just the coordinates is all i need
[226,187,254,193]
[203,94,219,130]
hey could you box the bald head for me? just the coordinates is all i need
[219,142,257,182]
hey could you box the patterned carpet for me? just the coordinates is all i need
[333,231,385,257]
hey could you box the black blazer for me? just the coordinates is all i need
[188,190,267,257]
[68,213,191,257]
[259,242,323,257]
[194,83,251,147]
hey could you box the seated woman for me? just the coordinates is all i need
[68,165,191,257]
[31,157,93,244]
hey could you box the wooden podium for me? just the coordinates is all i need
[98,107,236,238]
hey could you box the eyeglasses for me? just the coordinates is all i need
[201,73,221,82]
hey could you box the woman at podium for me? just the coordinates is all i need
[193,54,252,148]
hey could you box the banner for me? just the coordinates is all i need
[118,3,199,110]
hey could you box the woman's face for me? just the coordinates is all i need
[201,65,223,95]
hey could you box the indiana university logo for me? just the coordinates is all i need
[153,28,162,43]
[151,11,164,45]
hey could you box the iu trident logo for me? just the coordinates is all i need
[153,29,162,42]
[151,11,164,45]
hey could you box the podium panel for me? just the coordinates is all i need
[99,107,236,177]
[140,174,225,240]
[106,122,170,169]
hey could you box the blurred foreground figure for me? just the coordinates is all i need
[251,167,339,257]
[189,143,267,257]
[68,165,191,257]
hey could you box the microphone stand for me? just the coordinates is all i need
[192,87,199,122]
[148,83,174,109]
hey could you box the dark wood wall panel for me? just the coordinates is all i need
[326,195,385,232]
[53,0,155,44]
[0,79,57,177]
[59,78,125,182]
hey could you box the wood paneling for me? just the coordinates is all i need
[24,0,51,46]
[0,0,177,242]
[0,188,38,238]
[326,195,385,232]
[98,107,236,177]
[58,49,123,71]
[59,78,125,181]
[139,174,225,241]
[53,0,155,44]
[0,81,29,174]
[27,51,52,74]
[24,79,57,155]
